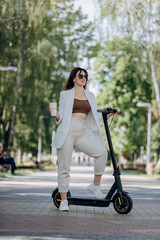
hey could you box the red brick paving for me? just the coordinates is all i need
[0,165,160,239]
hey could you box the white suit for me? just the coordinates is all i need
[51,87,105,149]
[51,87,108,192]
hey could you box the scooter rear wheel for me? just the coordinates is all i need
[52,187,71,208]
[113,193,133,214]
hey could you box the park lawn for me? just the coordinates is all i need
[0,165,57,178]
[121,168,160,180]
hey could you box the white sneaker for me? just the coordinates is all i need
[87,183,105,199]
[59,200,70,211]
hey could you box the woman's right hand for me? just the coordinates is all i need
[49,106,60,121]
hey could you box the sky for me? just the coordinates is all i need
[74,0,96,22]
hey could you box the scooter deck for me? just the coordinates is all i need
[68,196,111,207]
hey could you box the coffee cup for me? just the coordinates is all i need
[49,102,57,116]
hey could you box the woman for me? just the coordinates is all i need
[50,67,120,211]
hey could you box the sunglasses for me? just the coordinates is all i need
[77,73,88,80]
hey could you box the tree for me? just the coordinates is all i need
[94,37,156,157]
[0,0,96,155]
[98,0,160,115]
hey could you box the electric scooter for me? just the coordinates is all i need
[51,108,133,214]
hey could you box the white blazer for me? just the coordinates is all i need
[51,87,105,149]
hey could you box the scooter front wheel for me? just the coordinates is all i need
[113,193,133,214]
[52,187,71,208]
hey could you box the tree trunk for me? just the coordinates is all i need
[148,0,160,116]
[149,49,160,116]
[7,53,23,153]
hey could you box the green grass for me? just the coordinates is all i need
[121,168,160,180]
[121,168,141,175]
[0,165,57,178]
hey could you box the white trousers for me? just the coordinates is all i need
[57,116,108,192]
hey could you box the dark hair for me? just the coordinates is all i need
[62,67,88,90]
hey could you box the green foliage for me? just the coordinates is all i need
[95,0,160,158]
[94,37,159,157]
[0,0,96,155]
[97,0,160,113]
[151,120,160,154]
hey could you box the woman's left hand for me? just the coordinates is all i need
[108,107,121,118]
[114,107,121,114]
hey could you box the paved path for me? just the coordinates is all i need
[0,164,160,240]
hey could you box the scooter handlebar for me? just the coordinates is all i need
[97,108,121,114]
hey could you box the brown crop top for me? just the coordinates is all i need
[72,98,91,115]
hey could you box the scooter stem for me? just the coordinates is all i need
[102,113,118,171]
[102,113,123,192]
